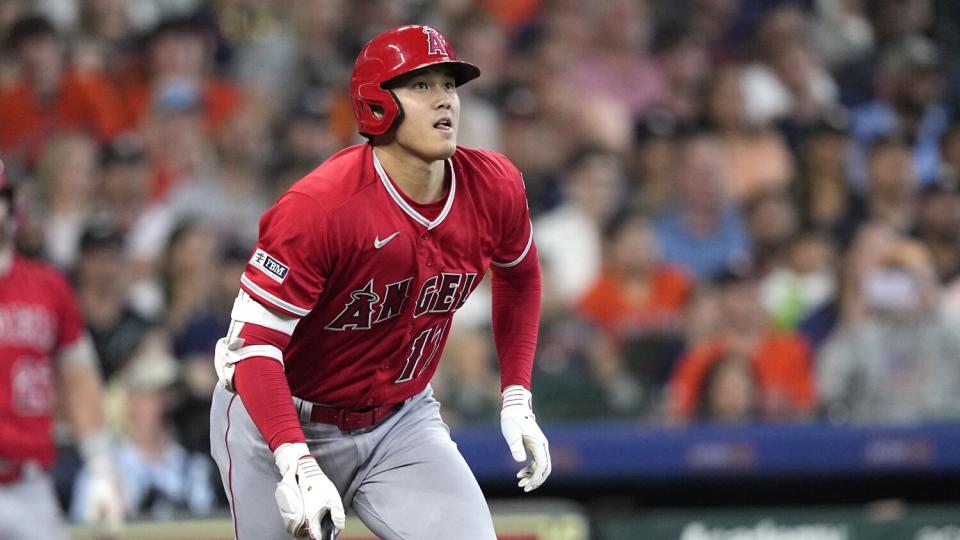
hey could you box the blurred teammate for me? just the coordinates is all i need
[0,160,123,538]
[209,25,550,539]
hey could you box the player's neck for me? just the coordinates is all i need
[373,146,447,204]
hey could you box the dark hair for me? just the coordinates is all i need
[564,144,616,173]
[807,108,851,137]
[147,14,212,44]
[100,134,146,167]
[674,125,719,149]
[709,256,757,287]
[0,174,12,203]
[651,20,698,55]
[220,238,252,265]
[79,219,125,253]
[602,209,652,241]
[634,107,680,143]
[695,356,759,422]
[6,14,57,51]
[866,134,909,160]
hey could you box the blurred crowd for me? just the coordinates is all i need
[2,0,960,520]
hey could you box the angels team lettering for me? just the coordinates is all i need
[0,304,57,350]
[325,272,477,331]
[12,356,54,415]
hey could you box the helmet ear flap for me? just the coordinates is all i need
[354,85,403,137]
[387,90,404,133]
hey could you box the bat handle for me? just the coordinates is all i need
[320,513,337,540]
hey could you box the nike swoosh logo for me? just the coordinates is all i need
[374,232,400,249]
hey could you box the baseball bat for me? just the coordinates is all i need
[320,513,336,540]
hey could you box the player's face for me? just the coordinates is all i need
[390,67,460,162]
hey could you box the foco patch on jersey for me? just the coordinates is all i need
[250,249,289,283]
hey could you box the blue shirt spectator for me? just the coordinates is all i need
[655,206,751,280]
[845,36,951,190]
[653,132,751,279]
[847,100,949,189]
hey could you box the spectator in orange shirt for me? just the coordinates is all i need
[123,16,240,136]
[0,15,126,167]
[668,262,816,423]
[578,213,692,339]
[577,213,693,393]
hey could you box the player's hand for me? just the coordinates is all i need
[274,443,346,539]
[500,385,551,492]
[86,462,124,538]
[80,431,124,538]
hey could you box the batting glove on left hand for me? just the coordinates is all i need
[80,430,124,538]
[274,443,346,540]
[500,385,551,492]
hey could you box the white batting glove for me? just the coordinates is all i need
[80,430,124,538]
[274,443,346,539]
[500,385,551,492]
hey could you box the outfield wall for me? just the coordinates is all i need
[71,503,960,540]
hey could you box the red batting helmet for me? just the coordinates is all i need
[350,25,480,137]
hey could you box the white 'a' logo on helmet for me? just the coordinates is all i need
[423,27,448,57]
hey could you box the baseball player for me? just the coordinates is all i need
[209,25,550,539]
[0,159,123,538]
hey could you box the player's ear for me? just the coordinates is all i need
[370,104,384,119]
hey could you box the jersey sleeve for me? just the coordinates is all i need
[240,192,332,318]
[492,162,534,268]
[54,272,86,350]
[49,268,98,367]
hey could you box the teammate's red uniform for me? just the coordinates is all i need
[0,158,122,538]
[239,144,533,407]
[0,256,85,466]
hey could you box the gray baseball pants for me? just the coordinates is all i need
[0,464,69,540]
[210,384,496,539]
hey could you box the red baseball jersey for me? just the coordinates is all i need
[240,144,533,408]
[0,255,86,466]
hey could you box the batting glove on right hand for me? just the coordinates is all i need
[274,443,346,539]
[500,385,552,492]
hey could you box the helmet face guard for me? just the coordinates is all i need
[350,25,480,137]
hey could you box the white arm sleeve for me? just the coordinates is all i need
[215,291,301,392]
[231,290,300,335]
[56,333,99,369]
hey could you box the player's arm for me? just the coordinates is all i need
[58,336,105,440]
[490,161,551,492]
[490,244,540,391]
[58,339,124,537]
[219,191,328,452]
[219,291,304,449]
[492,242,551,493]
[215,192,345,537]
[218,292,346,537]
